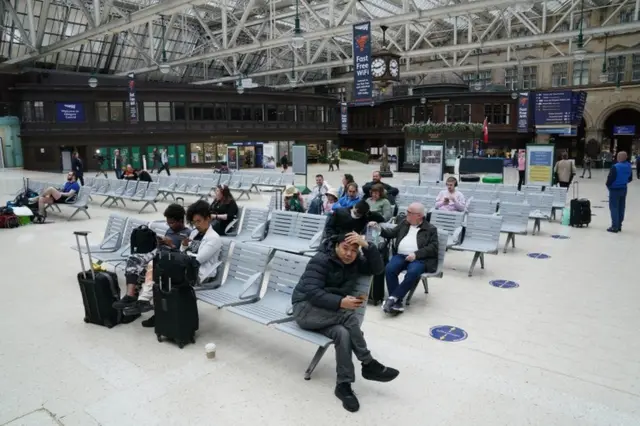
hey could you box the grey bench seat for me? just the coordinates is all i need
[450,213,502,277]
[499,202,530,253]
[405,232,449,305]
[250,211,326,254]
[71,214,128,253]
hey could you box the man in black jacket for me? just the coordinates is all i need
[291,232,399,413]
[322,201,385,251]
[370,202,438,314]
[362,171,399,204]
[71,151,84,186]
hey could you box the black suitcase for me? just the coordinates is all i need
[366,228,388,305]
[569,182,591,227]
[153,253,199,349]
[74,231,122,328]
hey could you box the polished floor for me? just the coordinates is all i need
[0,163,638,426]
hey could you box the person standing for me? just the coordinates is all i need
[157,148,171,175]
[517,150,526,190]
[280,153,289,173]
[151,148,161,172]
[113,149,123,179]
[581,154,592,179]
[71,151,84,186]
[635,153,640,179]
[606,151,632,233]
[553,152,575,188]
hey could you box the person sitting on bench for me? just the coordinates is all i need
[114,203,192,313]
[321,201,385,252]
[291,232,399,413]
[435,177,466,212]
[34,171,80,216]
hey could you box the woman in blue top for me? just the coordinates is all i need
[332,182,361,211]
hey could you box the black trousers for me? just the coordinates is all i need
[158,162,171,176]
[517,170,525,191]
[77,175,85,186]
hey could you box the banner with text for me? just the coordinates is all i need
[525,144,555,187]
[340,102,348,133]
[227,147,239,170]
[517,92,529,133]
[262,143,276,169]
[352,22,372,105]
[55,103,85,122]
[127,73,138,123]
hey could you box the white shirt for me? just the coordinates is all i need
[397,225,420,255]
[161,151,168,164]
[310,182,330,199]
[180,226,222,283]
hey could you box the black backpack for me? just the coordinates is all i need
[153,251,200,289]
[130,225,158,254]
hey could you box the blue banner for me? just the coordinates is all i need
[127,73,138,123]
[517,92,529,133]
[352,22,372,105]
[534,90,573,126]
[613,125,636,135]
[340,102,348,134]
[55,103,85,122]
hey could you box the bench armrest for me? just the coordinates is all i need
[251,222,267,240]
[99,232,120,249]
[225,219,239,236]
[238,272,263,300]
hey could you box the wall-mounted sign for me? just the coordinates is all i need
[227,147,238,170]
[231,141,264,146]
[517,92,529,133]
[55,103,85,122]
[340,102,348,134]
[127,73,138,123]
[352,22,372,106]
[534,90,573,126]
[613,125,636,135]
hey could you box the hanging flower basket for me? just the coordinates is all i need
[403,121,483,134]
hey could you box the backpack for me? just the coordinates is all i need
[0,213,19,229]
[307,195,323,215]
[153,251,200,289]
[130,225,158,254]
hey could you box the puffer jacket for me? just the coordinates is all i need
[380,219,439,273]
[291,244,384,310]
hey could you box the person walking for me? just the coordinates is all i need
[71,151,84,186]
[517,150,526,191]
[113,149,123,179]
[151,148,161,172]
[553,152,575,188]
[606,151,632,233]
[280,153,289,173]
[581,154,592,179]
[157,148,171,175]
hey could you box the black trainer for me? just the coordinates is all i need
[362,360,399,382]
[391,300,405,313]
[382,297,397,314]
[141,315,155,328]
[113,295,138,310]
[334,383,359,412]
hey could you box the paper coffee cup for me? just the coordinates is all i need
[205,343,216,359]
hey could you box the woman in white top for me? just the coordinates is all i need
[181,200,223,283]
[434,177,466,212]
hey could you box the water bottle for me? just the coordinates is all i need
[370,226,380,246]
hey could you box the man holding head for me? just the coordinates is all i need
[606,151,632,233]
[369,202,438,314]
[291,232,399,413]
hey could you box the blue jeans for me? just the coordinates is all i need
[608,187,627,230]
[385,254,426,300]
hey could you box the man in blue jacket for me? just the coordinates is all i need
[606,151,632,233]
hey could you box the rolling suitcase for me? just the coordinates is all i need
[366,227,387,305]
[569,182,591,228]
[74,231,122,328]
[153,253,199,349]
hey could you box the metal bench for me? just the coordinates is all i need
[251,211,326,254]
[405,232,449,305]
[92,217,149,264]
[132,182,159,214]
[71,214,128,253]
[451,213,503,277]
[101,180,127,207]
[498,202,530,253]
[46,186,92,221]
[196,239,233,289]
[225,251,311,325]
[109,180,139,208]
[497,191,526,205]
[197,242,272,308]
[544,186,568,220]
[467,198,498,215]
[157,176,177,200]
[430,210,464,248]
[196,177,216,200]
[227,207,270,242]
[227,175,252,200]
[274,275,373,380]
[527,193,554,235]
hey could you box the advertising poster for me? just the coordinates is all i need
[419,143,444,183]
[262,143,276,169]
[127,73,138,123]
[526,144,555,186]
[340,102,348,134]
[517,93,529,133]
[352,22,372,105]
[227,146,239,170]
[56,103,85,122]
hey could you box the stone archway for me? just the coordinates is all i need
[581,107,595,129]
[595,101,640,129]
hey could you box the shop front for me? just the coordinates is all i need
[189,141,266,168]
[95,144,187,170]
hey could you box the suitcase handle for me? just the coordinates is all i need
[73,231,91,237]
[74,232,95,281]
[572,181,579,199]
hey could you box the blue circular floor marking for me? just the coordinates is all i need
[551,234,570,239]
[429,325,468,342]
[527,252,551,259]
[489,280,520,289]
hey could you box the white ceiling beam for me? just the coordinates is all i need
[93,0,101,27]
[35,0,51,48]
[270,47,640,89]
[25,0,38,47]
[583,0,630,47]
[193,21,640,85]
[228,0,257,48]
[2,0,35,50]
[69,0,97,28]
[2,0,208,67]
[121,0,540,75]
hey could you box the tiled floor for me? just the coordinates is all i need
[0,163,638,426]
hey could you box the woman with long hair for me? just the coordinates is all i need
[210,185,239,235]
[338,173,355,198]
[366,184,392,221]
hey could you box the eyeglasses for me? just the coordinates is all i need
[406,211,422,216]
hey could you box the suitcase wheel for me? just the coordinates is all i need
[157,334,163,342]
[190,336,196,344]
[83,317,90,323]
[178,341,185,349]
[105,320,114,329]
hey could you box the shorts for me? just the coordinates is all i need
[54,195,69,204]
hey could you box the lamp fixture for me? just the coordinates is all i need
[573,0,586,61]
[88,75,98,88]
[291,0,304,49]
[599,32,609,83]
[511,92,518,100]
[420,97,426,105]
[236,77,244,94]
[159,15,170,74]
[473,49,482,91]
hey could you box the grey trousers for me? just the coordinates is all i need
[293,301,373,384]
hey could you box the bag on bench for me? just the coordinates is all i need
[131,225,158,254]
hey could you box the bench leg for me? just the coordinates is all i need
[479,253,485,269]
[533,218,540,235]
[304,345,330,380]
[503,233,514,253]
[468,252,481,277]
[68,208,90,221]
[422,277,429,294]
[551,207,557,221]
